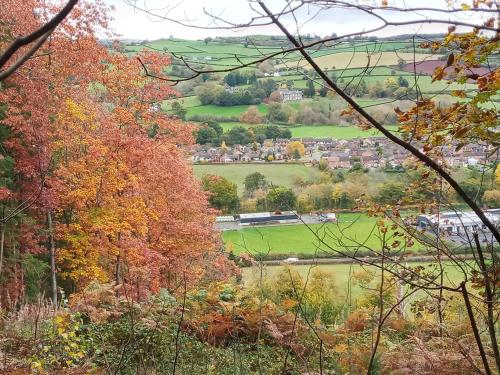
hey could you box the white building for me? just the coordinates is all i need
[417,209,500,235]
[278,89,303,102]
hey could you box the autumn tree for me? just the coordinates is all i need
[483,190,500,208]
[0,0,236,306]
[286,141,306,159]
[239,105,263,124]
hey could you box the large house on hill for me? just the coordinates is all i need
[278,89,303,102]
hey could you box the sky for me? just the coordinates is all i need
[104,0,490,40]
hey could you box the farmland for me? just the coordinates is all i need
[192,163,320,194]
[222,212,425,255]
[279,51,440,70]
[124,38,282,67]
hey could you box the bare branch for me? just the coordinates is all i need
[0,0,78,77]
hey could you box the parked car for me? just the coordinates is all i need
[319,213,337,222]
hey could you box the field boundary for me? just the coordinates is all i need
[247,254,478,267]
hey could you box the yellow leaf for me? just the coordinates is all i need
[281,298,298,309]
[333,343,348,353]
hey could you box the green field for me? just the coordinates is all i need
[218,122,397,138]
[186,103,268,117]
[124,38,282,67]
[268,66,474,94]
[288,124,397,138]
[193,163,320,195]
[223,213,425,254]
[125,38,432,70]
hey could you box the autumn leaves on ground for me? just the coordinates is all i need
[1,1,499,374]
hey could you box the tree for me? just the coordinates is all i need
[202,175,240,213]
[397,76,409,88]
[318,158,329,171]
[266,187,297,211]
[0,1,240,305]
[225,126,252,145]
[374,181,405,204]
[196,126,219,145]
[483,190,500,208]
[397,58,406,70]
[224,71,247,86]
[304,79,315,97]
[267,103,289,123]
[170,100,187,120]
[268,91,282,102]
[257,78,277,96]
[244,172,267,193]
[195,82,224,105]
[204,37,212,45]
[319,85,328,97]
[239,106,263,124]
[265,125,287,140]
[286,141,306,158]
[205,121,223,137]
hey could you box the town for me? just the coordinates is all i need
[192,135,491,169]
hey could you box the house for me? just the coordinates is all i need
[224,83,239,93]
[327,152,351,168]
[361,150,380,168]
[278,89,303,102]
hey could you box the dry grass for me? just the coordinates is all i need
[281,51,440,70]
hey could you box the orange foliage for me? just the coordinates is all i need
[0,0,236,304]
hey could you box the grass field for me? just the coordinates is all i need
[125,38,282,67]
[241,261,467,303]
[186,103,268,117]
[192,163,320,195]
[125,38,431,70]
[268,66,474,94]
[289,124,398,138]
[218,122,398,138]
[223,213,425,254]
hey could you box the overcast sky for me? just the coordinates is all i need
[105,0,490,40]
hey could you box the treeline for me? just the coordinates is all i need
[202,165,499,214]
[195,79,278,106]
[196,122,292,146]
[239,98,414,126]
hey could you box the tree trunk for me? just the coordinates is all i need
[47,211,57,308]
[461,282,492,375]
[473,233,500,373]
[0,223,5,277]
